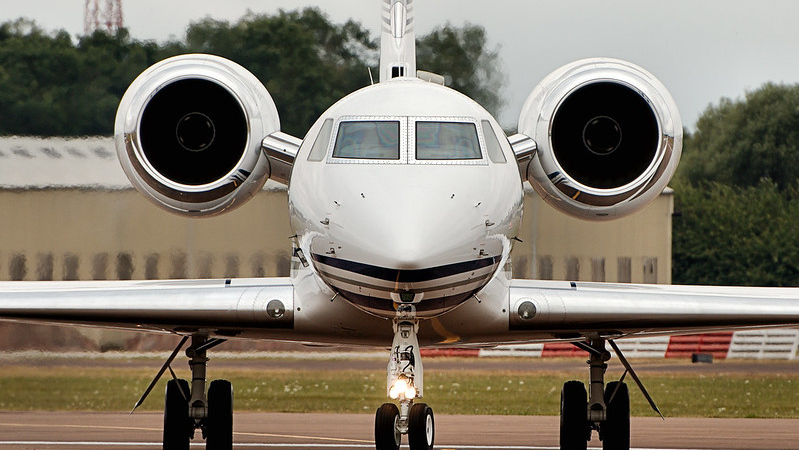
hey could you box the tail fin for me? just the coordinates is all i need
[379,0,416,82]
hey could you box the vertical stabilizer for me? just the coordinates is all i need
[379,0,416,82]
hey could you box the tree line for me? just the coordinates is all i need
[0,9,503,138]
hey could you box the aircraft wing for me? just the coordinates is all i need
[0,278,295,335]
[4,276,799,346]
[504,279,799,340]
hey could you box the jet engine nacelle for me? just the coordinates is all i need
[518,58,682,220]
[114,54,280,217]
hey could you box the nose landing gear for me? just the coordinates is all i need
[375,305,435,450]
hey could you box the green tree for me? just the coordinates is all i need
[677,83,799,190]
[0,19,77,135]
[416,23,505,117]
[673,181,799,286]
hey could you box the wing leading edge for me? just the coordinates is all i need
[0,278,294,335]
[506,279,799,341]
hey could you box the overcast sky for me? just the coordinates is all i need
[4,0,799,130]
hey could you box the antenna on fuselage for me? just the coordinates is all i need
[379,0,416,82]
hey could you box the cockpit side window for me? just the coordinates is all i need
[481,120,508,164]
[307,118,334,162]
[415,122,482,160]
[332,121,400,160]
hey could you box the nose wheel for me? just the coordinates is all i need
[375,304,435,450]
[375,403,401,450]
[408,403,435,450]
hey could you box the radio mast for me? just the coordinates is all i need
[83,0,124,35]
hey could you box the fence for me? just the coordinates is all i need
[473,329,799,359]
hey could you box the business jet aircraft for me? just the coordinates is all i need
[3,1,799,449]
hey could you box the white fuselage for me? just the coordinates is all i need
[288,78,523,318]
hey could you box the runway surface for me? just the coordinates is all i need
[1,356,798,449]
[1,411,797,450]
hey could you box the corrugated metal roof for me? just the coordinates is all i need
[0,136,129,189]
[0,137,286,191]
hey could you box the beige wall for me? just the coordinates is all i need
[0,187,672,284]
[511,187,673,284]
[0,188,293,281]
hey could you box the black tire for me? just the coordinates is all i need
[408,403,435,450]
[601,381,630,450]
[206,379,234,450]
[375,403,401,450]
[560,380,588,450]
[164,379,192,450]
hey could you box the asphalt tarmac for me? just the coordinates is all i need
[1,356,798,449]
[0,411,798,449]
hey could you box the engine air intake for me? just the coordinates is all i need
[552,82,659,189]
[140,79,247,186]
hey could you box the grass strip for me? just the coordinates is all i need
[0,364,797,418]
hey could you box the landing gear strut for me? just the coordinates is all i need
[375,304,435,450]
[170,334,233,450]
[134,334,233,450]
[559,339,631,450]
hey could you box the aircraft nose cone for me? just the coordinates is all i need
[328,185,484,270]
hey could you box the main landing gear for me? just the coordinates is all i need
[134,334,233,450]
[559,339,662,450]
[375,304,435,450]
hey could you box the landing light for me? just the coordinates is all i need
[389,377,417,400]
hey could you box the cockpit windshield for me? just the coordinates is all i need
[416,122,481,160]
[332,121,400,160]
[324,117,488,164]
